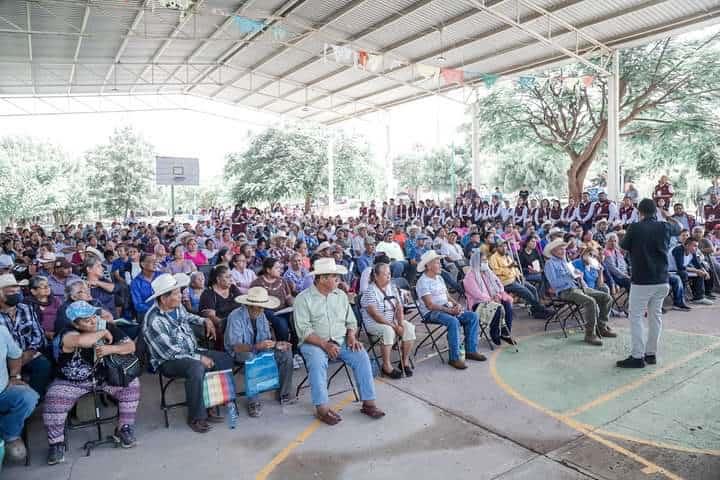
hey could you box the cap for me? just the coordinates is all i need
[66,300,100,322]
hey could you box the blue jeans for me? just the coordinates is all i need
[668,274,685,306]
[441,270,463,294]
[299,343,376,407]
[265,310,291,342]
[22,354,52,399]
[428,311,479,361]
[0,384,39,441]
[390,260,408,278]
[505,281,541,310]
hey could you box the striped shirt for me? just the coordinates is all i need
[359,283,400,330]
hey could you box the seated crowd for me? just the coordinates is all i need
[1,174,720,466]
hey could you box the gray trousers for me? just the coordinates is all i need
[628,283,669,359]
[234,349,293,401]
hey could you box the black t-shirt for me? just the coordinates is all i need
[621,218,681,285]
[199,285,241,320]
[56,324,128,381]
[518,248,542,274]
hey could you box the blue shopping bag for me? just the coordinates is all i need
[244,351,280,397]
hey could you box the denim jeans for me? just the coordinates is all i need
[427,311,479,361]
[504,281,541,310]
[265,310,291,342]
[22,353,52,400]
[668,274,685,306]
[390,260,408,278]
[0,384,39,441]
[299,343,376,407]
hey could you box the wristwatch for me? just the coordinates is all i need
[12,374,21,380]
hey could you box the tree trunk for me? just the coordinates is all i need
[566,122,607,200]
[304,192,312,213]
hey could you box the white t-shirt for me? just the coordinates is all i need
[415,274,449,317]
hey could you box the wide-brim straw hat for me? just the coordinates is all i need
[308,257,348,276]
[417,250,444,273]
[0,273,28,289]
[543,239,568,258]
[85,246,105,262]
[146,273,190,302]
[235,286,281,309]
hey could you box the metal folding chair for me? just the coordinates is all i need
[294,353,359,401]
[410,288,450,363]
[353,300,413,377]
[65,385,121,456]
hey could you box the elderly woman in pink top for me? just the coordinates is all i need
[463,250,516,346]
[183,237,208,267]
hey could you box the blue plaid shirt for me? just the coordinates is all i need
[0,303,46,352]
[143,304,206,369]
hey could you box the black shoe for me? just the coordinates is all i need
[382,367,402,379]
[491,337,502,346]
[403,366,413,377]
[616,356,645,368]
[706,293,717,300]
[47,442,65,465]
[644,354,657,365]
[673,303,692,311]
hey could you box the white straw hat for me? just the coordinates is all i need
[146,273,190,302]
[235,286,281,309]
[543,239,568,258]
[417,251,444,272]
[308,257,348,276]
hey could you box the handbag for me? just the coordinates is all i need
[202,369,237,408]
[244,351,280,398]
[100,353,142,387]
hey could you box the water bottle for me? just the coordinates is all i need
[227,402,238,429]
[459,346,466,362]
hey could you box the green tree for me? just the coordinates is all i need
[392,145,426,198]
[0,136,91,224]
[85,126,154,219]
[492,142,569,195]
[224,126,377,212]
[474,33,720,199]
[393,145,469,199]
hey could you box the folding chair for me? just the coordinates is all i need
[391,278,421,323]
[410,288,450,363]
[158,372,188,428]
[611,287,629,316]
[65,386,121,456]
[544,296,585,338]
[353,301,413,377]
[471,302,516,353]
[294,353,359,402]
[21,420,30,466]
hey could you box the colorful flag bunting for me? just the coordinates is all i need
[235,16,264,34]
[482,73,498,88]
[518,76,536,89]
[357,50,369,68]
[441,68,464,85]
[582,75,594,88]
[417,64,440,80]
[366,54,383,72]
[332,45,355,65]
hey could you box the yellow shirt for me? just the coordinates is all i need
[488,252,519,286]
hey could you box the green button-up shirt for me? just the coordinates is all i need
[294,285,356,345]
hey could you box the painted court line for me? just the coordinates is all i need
[564,340,720,418]
[255,392,356,480]
[488,348,685,480]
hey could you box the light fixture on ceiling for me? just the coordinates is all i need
[302,87,310,112]
[436,26,446,63]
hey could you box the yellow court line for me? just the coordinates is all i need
[576,423,720,457]
[564,340,720,418]
[255,392,356,480]
[488,350,685,480]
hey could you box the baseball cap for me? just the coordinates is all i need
[66,301,100,322]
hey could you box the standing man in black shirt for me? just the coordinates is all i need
[617,199,681,368]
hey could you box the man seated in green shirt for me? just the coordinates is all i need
[294,258,385,425]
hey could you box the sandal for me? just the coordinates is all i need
[188,419,211,434]
[382,367,402,379]
[360,404,386,419]
[316,409,341,426]
[403,366,413,377]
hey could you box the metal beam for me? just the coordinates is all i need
[293,0,585,118]
[26,2,35,95]
[130,0,207,93]
[184,0,309,94]
[158,0,260,93]
[322,1,712,125]
[212,0,372,99]
[100,1,147,94]
[67,2,90,95]
[464,0,611,75]
[256,0,510,112]
[300,0,666,121]
[607,50,620,201]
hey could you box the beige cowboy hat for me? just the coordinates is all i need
[38,252,57,264]
[308,257,348,276]
[235,286,281,309]
[315,241,333,254]
[85,246,105,262]
[146,273,190,302]
[417,250,444,273]
[0,273,28,289]
[543,239,568,258]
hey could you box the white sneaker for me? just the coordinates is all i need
[694,298,714,305]
[292,354,303,369]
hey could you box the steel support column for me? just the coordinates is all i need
[471,102,480,190]
[607,50,620,201]
[327,134,335,216]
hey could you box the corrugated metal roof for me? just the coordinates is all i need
[0,0,718,123]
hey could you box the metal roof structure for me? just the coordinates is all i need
[1,0,719,126]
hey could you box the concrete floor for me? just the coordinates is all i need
[5,301,720,480]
